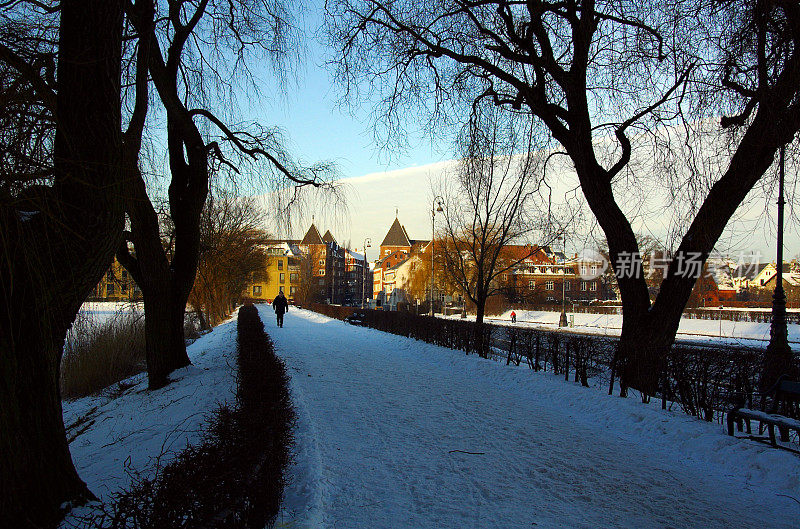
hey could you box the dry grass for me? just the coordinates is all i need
[60,309,146,400]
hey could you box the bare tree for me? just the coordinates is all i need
[0,0,126,524]
[189,192,271,327]
[294,245,327,305]
[439,108,547,355]
[327,0,800,393]
[116,0,333,389]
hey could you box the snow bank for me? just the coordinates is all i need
[477,309,800,348]
[61,312,239,505]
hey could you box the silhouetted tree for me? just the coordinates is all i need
[117,0,332,388]
[328,0,800,393]
[0,0,126,524]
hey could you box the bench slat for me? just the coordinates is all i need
[727,378,800,443]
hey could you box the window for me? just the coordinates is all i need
[277,260,283,270]
[290,286,296,294]
[581,265,588,275]
[546,281,554,290]
[280,273,285,283]
[580,281,587,291]
[319,269,325,276]
[528,280,536,290]
[591,264,598,275]
[590,282,597,291]
[565,281,571,291]
[252,285,262,296]
[319,259,325,266]
[279,286,284,293]
[107,283,115,295]
[290,273,298,282]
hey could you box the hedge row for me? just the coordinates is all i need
[306,302,358,321]
[503,324,768,422]
[348,310,496,357]
[75,304,295,528]
[501,326,617,388]
[232,304,296,527]
[312,307,784,424]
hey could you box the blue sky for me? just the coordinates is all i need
[243,2,796,263]
[248,4,452,180]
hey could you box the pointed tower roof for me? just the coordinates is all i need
[301,223,324,245]
[381,217,412,247]
[322,230,336,244]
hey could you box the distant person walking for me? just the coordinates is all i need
[510,311,517,323]
[273,291,289,328]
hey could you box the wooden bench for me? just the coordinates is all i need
[727,375,800,447]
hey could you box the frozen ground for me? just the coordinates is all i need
[60,311,239,524]
[60,305,800,528]
[76,301,144,327]
[271,307,800,529]
[447,309,800,350]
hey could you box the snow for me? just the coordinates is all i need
[59,303,800,528]
[75,301,144,327]
[272,307,800,529]
[455,309,800,349]
[61,311,239,517]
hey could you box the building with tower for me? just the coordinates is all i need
[244,222,366,305]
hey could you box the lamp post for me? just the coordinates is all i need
[430,196,444,316]
[361,238,371,309]
[762,145,793,390]
[558,234,568,327]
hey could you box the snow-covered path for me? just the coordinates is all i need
[266,307,800,529]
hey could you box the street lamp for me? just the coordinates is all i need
[762,145,793,390]
[558,234,568,327]
[361,238,371,309]
[430,196,444,316]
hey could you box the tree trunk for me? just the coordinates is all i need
[141,279,191,389]
[474,294,487,357]
[616,310,679,397]
[0,319,93,528]
[117,157,192,390]
[0,0,124,524]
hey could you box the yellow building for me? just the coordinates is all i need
[92,257,141,300]
[246,246,301,302]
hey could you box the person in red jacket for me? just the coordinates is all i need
[510,311,517,323]
[272,291,289,328]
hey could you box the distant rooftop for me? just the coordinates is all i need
[301,223,324,245]
[381,217,412,247]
